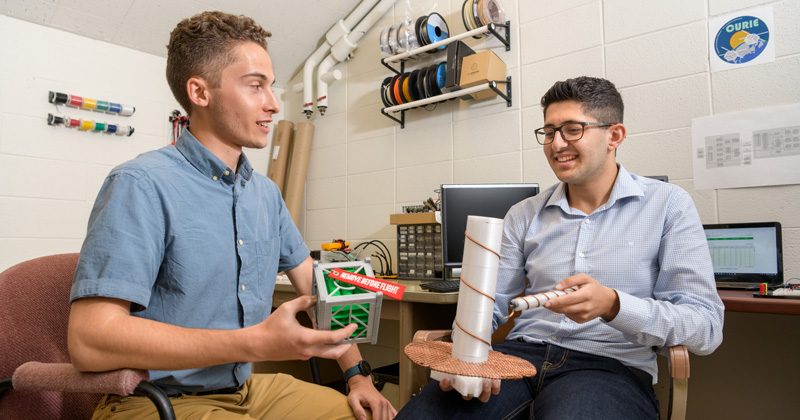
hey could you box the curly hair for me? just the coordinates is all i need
[166,11,272,115]
[540,76,624,124]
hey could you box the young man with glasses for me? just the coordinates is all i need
[396,77,723,420]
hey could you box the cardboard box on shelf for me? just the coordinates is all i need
[459,50,507,100]
[389,212,438,225]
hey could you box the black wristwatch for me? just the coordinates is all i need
[343,360,372,383]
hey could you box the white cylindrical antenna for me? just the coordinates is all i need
[508,286,580,312]
[451,216,504,363]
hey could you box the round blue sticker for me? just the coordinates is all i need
[714,15,769,64]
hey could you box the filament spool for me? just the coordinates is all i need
[379,26,392,56]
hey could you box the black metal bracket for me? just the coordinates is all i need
[487,21,511,51]
[381,108,405,129]
[381,58,404,75]
[489,76,512,107]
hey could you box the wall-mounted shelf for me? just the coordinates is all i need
[379,21,512,129]
[381,21,511,75]
[381,77,511,128]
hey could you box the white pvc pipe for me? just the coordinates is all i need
[343,0,380,32]
[317,0,396,114]
[332,0,395,62]
[300,0,379,118]
[315,54,338,114]
[300,44,331,116]
[320,69,343,84]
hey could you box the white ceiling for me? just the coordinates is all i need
[0,0,363,88]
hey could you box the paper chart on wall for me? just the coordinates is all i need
[691,103,800,190]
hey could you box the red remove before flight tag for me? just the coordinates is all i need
[328,268,405,300]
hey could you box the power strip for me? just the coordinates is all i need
[772,289,800,298]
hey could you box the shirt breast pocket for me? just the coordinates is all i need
[254,236,279,300]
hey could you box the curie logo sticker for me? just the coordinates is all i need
[714,15,769,65]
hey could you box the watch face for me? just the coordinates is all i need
[360,360,372,375]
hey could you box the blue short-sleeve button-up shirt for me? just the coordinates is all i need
[71,130,309,392]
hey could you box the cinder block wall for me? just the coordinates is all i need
[0,2,798,418]
[0,14,283,270]
[279,2,799,418]
[282,0,799,284]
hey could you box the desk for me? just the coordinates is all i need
[717,289,800,315]
[690,289,799,419]
[273,284,800,412]
[273,280,458,405]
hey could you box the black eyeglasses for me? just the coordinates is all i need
[534,122,616,145]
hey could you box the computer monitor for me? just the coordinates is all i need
[703,221,783,289]
[440,183,539,275]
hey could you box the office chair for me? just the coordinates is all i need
[0,253,174,420]
[411,330,690,420]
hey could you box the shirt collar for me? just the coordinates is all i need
[546,164,644,214]
[175,130,253,183]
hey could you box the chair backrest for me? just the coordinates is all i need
[0,253,100,420]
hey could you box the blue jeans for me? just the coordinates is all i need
[397,340,659,420]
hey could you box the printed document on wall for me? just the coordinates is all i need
[692,103,800,190]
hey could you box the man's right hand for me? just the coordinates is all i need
[249,295,357,361]
[438,377,501,403]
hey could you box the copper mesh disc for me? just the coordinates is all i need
[404,341,536,379]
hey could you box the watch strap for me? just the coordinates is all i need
[342,364,363,382]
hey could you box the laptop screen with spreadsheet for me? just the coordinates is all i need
[703,222,783,289]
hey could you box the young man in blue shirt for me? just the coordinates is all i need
[68,11,395,420]
[397,77,724,420]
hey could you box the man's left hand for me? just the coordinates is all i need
[544,273,620,323]
[346,374,397,420]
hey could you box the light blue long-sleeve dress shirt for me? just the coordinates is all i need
[492,165,724,382]
[71,130,309,393]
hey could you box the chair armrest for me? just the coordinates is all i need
[13,362,148,395]
[667,345,689,420]
[11,362,176,420]
[668,345,690,380]
[12,362,150,395]
[411,330,453,390]
[413,329,452,343]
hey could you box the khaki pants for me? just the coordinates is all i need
[91,373,363,420]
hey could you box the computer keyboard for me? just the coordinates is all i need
[420,279,460,293]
